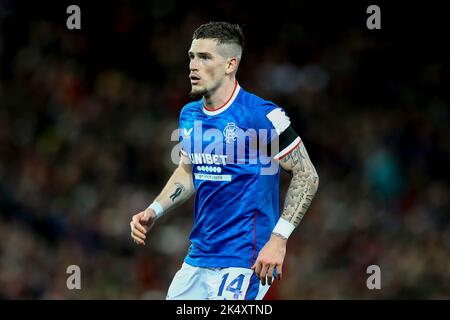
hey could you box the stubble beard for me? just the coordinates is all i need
[189,86,207,99]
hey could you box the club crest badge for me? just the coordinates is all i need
[223,122,239,144]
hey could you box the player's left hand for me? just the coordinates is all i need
[251,234,287,285]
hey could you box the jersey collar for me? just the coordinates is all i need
[202,81,241,116]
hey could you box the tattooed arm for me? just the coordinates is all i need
[130,155,195,245]
[152,155,195,212]
[278,141,319,230]
[252,140,319,284]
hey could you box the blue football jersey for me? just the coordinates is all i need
[179,82,300,268]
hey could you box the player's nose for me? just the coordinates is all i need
[189,58,199,71]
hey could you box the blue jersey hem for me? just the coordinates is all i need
[184,255,252,269]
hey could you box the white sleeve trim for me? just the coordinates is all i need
[273,136,301,160]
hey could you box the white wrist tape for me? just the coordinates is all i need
[272,218,295,239]
[147,202,164,219]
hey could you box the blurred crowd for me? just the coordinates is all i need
[0,1,448,299]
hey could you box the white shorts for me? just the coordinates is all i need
[166,262,271,300]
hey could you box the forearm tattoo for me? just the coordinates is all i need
[280,142,319,227]
[170,183,185,202]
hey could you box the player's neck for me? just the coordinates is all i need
[203,78,237,111]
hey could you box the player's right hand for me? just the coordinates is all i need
[130,208,157,245]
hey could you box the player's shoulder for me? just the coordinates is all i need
[237,87,282,114]
[180,99,202,117]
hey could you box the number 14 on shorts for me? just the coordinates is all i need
[216,268,253,300]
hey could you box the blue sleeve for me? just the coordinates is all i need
[254,102,291,144]
[179,106,189,156]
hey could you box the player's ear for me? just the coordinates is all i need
[226,57,238,75]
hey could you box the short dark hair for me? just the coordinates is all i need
[192,22,244,51]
